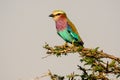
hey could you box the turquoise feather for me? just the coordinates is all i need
[57,28,73,43]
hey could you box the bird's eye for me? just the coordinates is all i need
[56,13,61,16]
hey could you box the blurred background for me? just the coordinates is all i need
[0,0,120,80]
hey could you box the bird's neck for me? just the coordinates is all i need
[55,17,67,31]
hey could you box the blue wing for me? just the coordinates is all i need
[67,25,80,41]
[67,24,84,46]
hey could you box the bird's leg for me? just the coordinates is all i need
[71,40,75,48]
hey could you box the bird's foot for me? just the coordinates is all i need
[62,42,68,48]
[69,41,75,49]
[72,41,75,46]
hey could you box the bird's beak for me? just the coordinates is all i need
[49,14,54,17]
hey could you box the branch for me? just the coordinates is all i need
[43,43,120,63]
[43,43,120,79]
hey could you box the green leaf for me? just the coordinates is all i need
[109,60,116,67]
[90,47,99,54]
[83,57,95,65]
[116,74,120,78]
[93,65,104,72]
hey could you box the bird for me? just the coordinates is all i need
[49,10,84,47]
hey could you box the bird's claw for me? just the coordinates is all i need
[62,42,68,48]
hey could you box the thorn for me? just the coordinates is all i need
[40,69,52,78]
[41,54,52,59]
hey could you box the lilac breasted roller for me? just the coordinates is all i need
[49,10,84,47]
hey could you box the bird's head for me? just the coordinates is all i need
[49,10,67,21]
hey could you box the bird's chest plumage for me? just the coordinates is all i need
[56,18,67,31]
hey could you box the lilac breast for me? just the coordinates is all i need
[56,18,67,31]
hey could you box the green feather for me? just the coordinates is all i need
[57,29,74,43]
